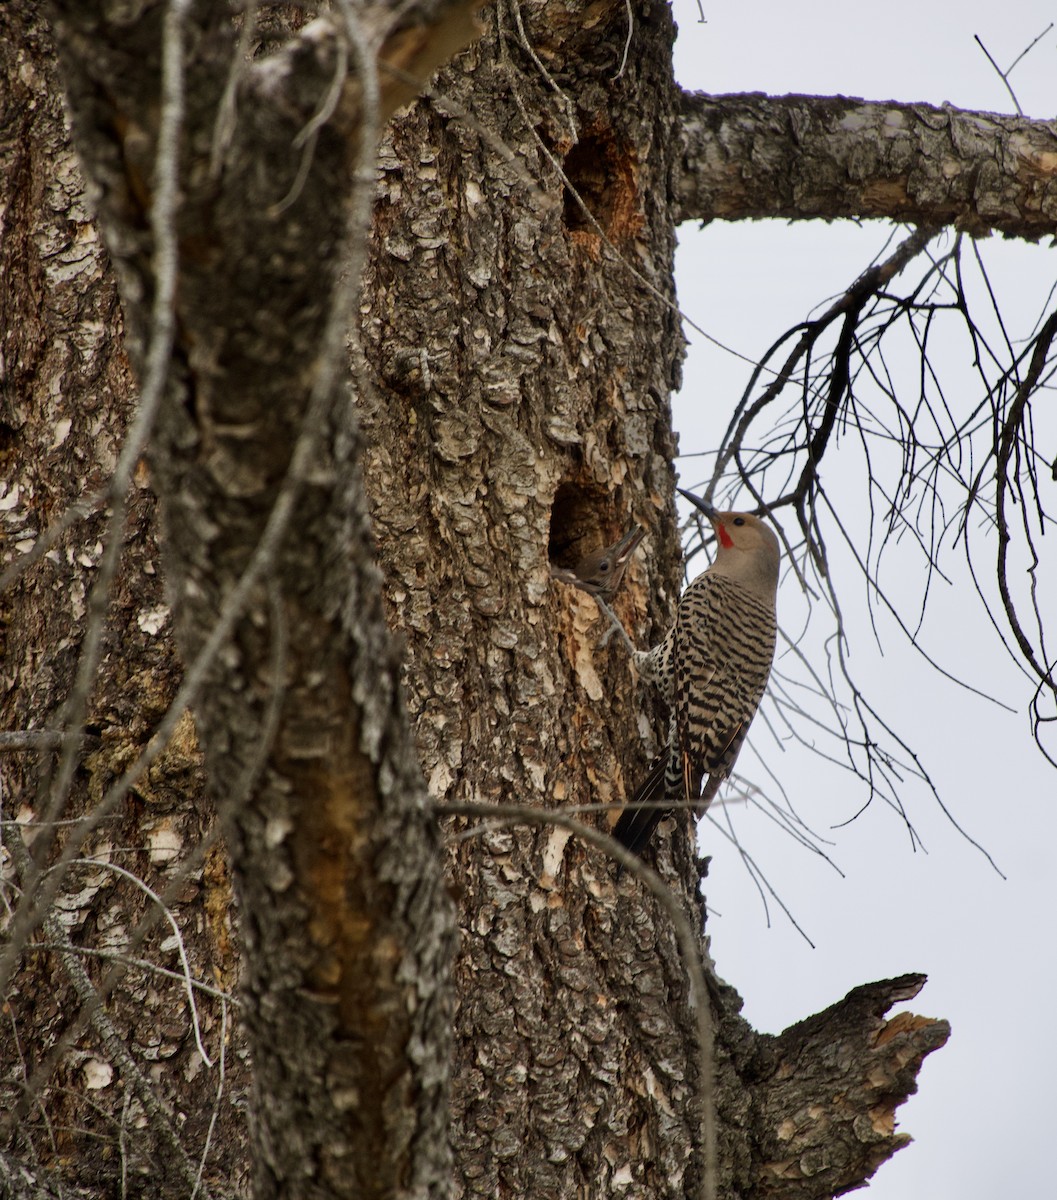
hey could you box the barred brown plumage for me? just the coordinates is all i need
[612,489,780,856]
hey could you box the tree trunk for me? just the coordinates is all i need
[0,3,973,1197]
[1,5,249,1193]
[357,1,697,1186]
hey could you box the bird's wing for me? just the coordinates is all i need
[673,575,771,800]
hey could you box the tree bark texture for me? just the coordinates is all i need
[675,91,1057,237]
[7,2,478,1197]
[1,6,249,1195]
[0,3,961,1198]
[357,0,709,1193]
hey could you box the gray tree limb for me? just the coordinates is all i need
[675,91,1057,237]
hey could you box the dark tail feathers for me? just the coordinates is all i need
[612,754,668,857]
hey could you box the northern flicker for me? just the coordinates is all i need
[611,489,780,856]
[551,525,645,601]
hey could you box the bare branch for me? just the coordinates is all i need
[676,93,1057,237]
[697,223,1056,867]
[973,25,1052,117]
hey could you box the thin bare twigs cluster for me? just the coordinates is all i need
[691,225,1057,860]
[2,825,211,1197]
[989,308,1057,765]
[973,23,1053,116]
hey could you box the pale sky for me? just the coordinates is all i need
[670,4,1057,1198]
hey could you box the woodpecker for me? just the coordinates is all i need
[611,489,780,856]
[551,525,645,601]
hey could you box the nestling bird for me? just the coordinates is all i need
[551,525,645,601]
[610,489,780,856]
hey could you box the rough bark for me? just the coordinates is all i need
[749,975,947,1198]
[357,0,700,1191]
[1,6,247,1194]
[0,4,958,1199]
[7,2,480,1197]
[676,91,1057,237]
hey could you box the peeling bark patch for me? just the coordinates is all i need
[570,598,605,701]
[862,177,911,212]
[377,0,485,121]
[539,825,572,886]
[872,1009,936,1047]
[562,128,642,242]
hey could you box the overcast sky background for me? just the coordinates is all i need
[668,4,1057,1197]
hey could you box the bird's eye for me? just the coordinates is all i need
[599,560,610,571]
[733,517,745,526]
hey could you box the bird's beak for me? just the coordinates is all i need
[612,525,646,564]
[676,487,718,524]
